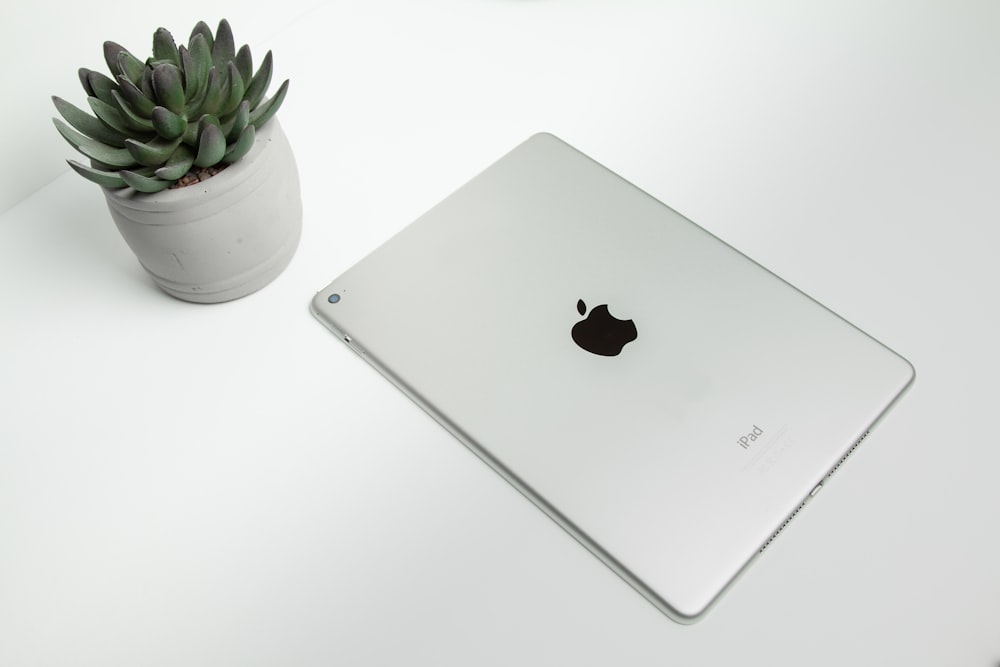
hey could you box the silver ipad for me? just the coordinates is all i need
[310,133,914,623]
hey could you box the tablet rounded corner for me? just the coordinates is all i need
[309,290,329,319]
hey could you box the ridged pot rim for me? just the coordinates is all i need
[101,118,283,218]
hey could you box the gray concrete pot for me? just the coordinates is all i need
[102,119,302,303]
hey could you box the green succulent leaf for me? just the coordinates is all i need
[151,106,188,139]
[179,47,197,102]
[120,170,173,193]
[87,70,119,106]
[185,68,210,119]
[152,28,180,66]
[194,122,226,167]
[224,100,250,141]
[103,41,123,75]
[86,158,120,172]
[201,114,222,130]
[117,51,146,86]
[111,89,155,132]
[190,21,214,53]
[199,67,225,117]
[152,63,186,114]
[103,41,144,85]
[186,34,213,103]
[116,75,156,117]
[140,66,155,100]
[53,96,128,147]
[220,62,246,116]
[235,45,253,87]
[154,144,195,181]
[125,136,183,167]
[212,19,236,71]
[58,19,288,189]
[53,118,135,167]
[78,68,96,96]
[244,51,273,111]
[183,113,219,145]
[87,96,134,136]
[66,160,127,189]
[223,123,255,164]
[249,79,289,129]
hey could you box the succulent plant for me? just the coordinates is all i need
[52,19,289,193]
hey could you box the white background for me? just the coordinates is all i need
[2,2,998,665]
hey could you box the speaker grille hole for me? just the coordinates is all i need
[828,430,870,478]
[758,430,871,554]
[759,499,807,553]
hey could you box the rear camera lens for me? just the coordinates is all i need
[328,293,341,304]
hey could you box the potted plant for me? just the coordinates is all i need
[52,19,301,303]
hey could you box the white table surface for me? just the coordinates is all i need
[2,2,998,665]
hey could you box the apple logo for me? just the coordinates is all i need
[571,299,638,357]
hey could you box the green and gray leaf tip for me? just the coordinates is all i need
[52,19,289,193]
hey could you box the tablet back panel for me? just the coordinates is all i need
[311,133,914,622]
